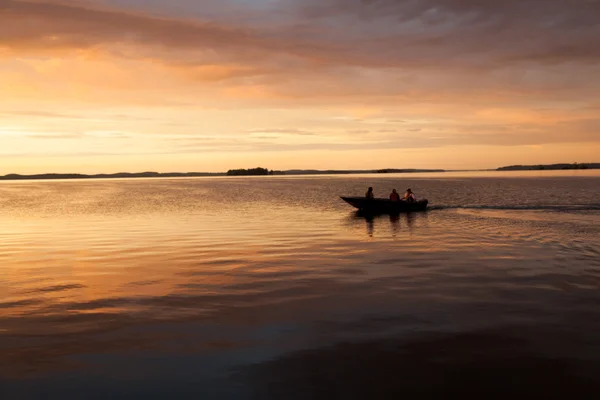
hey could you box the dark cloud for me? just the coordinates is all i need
[289,0,600,68]
[1,0,252,50]
[24,283,86,294]
[0,0,332,67]
[3,0,600,70]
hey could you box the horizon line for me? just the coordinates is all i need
[2,163,599,181]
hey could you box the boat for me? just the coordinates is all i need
[340,196,428,213]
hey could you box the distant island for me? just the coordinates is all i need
[0,167,446,181]
[497,163,600,171]
[283,168,444,175]
[4,163,598,181]
[227,167,276,176]
[376,168,445,173]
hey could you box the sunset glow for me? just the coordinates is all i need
[1,0,599,173]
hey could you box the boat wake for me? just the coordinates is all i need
[429,204,600,212]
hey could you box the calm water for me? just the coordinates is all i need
[2,171,600,398]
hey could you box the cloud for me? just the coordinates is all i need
[347,129,370,134]
[4,0,600,71]
[1,1,251,51]
[24,132,84,139]
[84,131,130,139]
[247,128,317,136]
[0,110,83,119]
[1,0,599,172]
[0,0,332,68]
[284,0,600,70]
[2,0,599,107]
[161,117,600,153]
[177,65,270,83]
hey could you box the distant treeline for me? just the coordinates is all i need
[284,168,445,175]
[0,172,224,180]
[497,163,600,171]
[1,167,449,181]
[376,168,445,173]
[226,167,279,176]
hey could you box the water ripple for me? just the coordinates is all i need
[1,174,600,397]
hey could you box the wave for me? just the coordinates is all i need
[429,204,600,212]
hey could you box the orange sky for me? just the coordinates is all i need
[1,0,599,173]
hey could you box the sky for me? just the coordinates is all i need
[1,0,599,173]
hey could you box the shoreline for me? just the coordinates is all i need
[0,169,448,181]
[2,166,599,181]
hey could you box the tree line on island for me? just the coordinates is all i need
[2,163,598,181]
[226,167,279,176]
[1,167,441,180]
[497,163,600,171]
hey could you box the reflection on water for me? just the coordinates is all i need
[1,173,600,398]
[350,211,426,237]
[243,327,600,399]
[389,214,399,235]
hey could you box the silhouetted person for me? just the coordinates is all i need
[402,188,416,202]
[389,189,400,201]
[366,187,374,199]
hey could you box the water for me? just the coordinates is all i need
[1,171,600,398]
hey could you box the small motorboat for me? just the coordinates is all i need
[340,196,428,213]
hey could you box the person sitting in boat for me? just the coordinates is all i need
[389,189,400,201]
[402,188,416,202]
[366,187,374,199]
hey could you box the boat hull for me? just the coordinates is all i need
[340,196,428,213]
